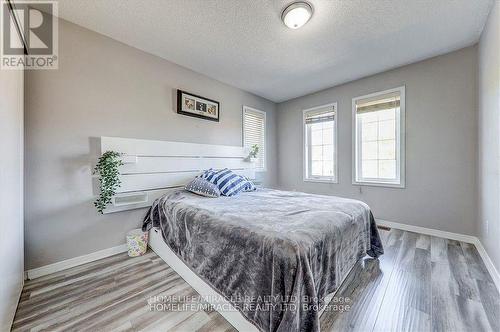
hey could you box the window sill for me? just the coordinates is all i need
[304,178,338,184]
[352,180,405,189]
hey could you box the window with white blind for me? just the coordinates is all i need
[303,103,338,183]
[353,86,405,187]
[243,106,266,171]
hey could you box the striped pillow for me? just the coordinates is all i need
[199,168,256,196]
[198,168,217,181]
[185,177,220,197]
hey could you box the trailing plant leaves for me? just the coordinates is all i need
[93,151,123,214]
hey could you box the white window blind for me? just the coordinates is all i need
[353,86,405,187]
[243,106,266,170]
[304,103,337,182]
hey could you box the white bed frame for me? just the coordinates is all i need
[98,136,335,331]
[149,228,260,331]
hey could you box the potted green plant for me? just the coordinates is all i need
[248,144,259,163]
[93,151,123,214]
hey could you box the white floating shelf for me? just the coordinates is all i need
[111,191,148,207]
[121,155,138,164]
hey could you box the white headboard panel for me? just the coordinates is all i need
[101,137,248,158]
[98,137,255,213]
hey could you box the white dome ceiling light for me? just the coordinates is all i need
[281,2,313,29]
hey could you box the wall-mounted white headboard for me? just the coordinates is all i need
[98,136,255,214]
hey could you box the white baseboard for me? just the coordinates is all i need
[376,218,500,292]
[26,244,128,280]
[470,238,500,292]
[376,219,476,243]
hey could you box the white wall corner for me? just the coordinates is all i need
[2,277,23,332]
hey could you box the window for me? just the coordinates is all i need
[243,106,266,171]
[303,103,338,183]
[353,86,405,187]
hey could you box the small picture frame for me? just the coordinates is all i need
[177,89,220,122]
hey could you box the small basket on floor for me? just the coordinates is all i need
[126,229,148,257]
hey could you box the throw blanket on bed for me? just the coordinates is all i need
[142,188,383,332]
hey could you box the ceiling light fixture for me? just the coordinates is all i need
[281,2,313,29]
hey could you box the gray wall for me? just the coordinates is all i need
[25,19,277,269]
[277,46,477,236]
[478,2,499,272]
[0,41,24,329]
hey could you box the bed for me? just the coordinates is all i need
[97,137,383,331]
[142,188,383,332]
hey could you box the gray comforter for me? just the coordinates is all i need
[142,188,383,332]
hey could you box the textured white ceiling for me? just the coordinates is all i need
[42,0,493,102]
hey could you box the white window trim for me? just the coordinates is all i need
[242,106,266,172]
[303,102,338,184]
[351,86,406,188]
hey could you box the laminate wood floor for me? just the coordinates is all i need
[13,229,500,332]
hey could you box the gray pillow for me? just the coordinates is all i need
[185,177,221,197]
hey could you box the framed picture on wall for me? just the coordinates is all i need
[177,89,220,122]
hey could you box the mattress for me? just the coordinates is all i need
[142,188,383,332]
